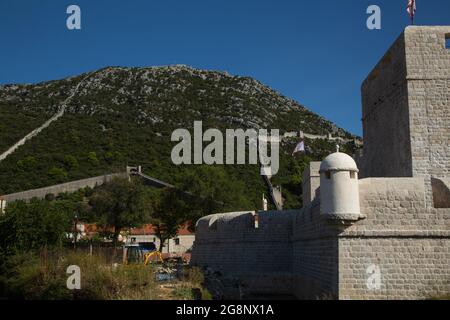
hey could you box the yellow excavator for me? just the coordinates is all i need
[124,242,163,265]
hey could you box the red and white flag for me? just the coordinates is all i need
[292,140,305,156]
[407,0,416,23]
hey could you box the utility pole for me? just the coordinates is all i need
[73,212,79,250]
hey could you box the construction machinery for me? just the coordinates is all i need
[123,242,163,265]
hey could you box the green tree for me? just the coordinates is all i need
[151,188,188,252]
[179,166,252,226]
[89,177,151,246]
[104,151,114,164]
[47,167,68,182]
[0,199,72,256]
[149,166,252,244]
[63,155,79,171]
[87,152,99,166]
[16,156,38,172]
[114,151,124,162]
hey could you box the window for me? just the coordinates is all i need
[174,238,180,245]
[325,171,331,179]
[446,34,450,49]
[350,172,357,179]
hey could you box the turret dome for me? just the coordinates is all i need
[320,152,359,173]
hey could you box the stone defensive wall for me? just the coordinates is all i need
[357,26,450,209]
[191,166,450,299]
[192,210,298,296]
[194,27,450,299]
[338,177,450,299]
[1,173,126,203]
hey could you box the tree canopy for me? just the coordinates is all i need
[0,199,72,258]
[89,177,152,245]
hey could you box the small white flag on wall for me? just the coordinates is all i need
[292,140,305,156]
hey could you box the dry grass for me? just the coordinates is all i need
[1,249,159,300]
[1,249,213,300]
[171,266,212,300]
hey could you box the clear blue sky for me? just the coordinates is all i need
[1,0,449,135]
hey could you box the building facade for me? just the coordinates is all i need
[125,224,195,256]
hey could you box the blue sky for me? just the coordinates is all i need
[0,0,449,135]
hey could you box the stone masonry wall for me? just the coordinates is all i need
[346,177,449,233]
[338,237,450,300]
[338,177,450,299]
[404,27,450,205]
[360,32,412,178]
[191,210,297,296]
[191,176,450,299]
[360,27,450,189]
[191,27,449,300]
[302,162,321,205]
[291,200,340,299]
[2,173,126,203]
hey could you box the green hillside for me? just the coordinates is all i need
[0,66,359,210]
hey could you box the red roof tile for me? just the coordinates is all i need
[83,222,194,236]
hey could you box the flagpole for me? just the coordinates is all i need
[407,0,416,26]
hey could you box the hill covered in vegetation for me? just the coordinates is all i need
[0,65,359,210]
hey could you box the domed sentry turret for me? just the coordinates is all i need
[319,151,362,222]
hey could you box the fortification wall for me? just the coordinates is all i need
[191,26,450,299]
[192,177,450,299]
[2,173,125,202]
[302,162,321,205]
[292,177,449,299]
[338,177,450,299]
[191,210,297,296]
[404,27,450,197]
[338,237,450,300]
[346,177,449,232]
[291,201,340,299]
[360,26,450,184]
[0,75,89,163]
[360,32,412,178]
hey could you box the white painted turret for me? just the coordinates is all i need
[319,152,361,221]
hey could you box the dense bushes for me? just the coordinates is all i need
[0,199,72,257]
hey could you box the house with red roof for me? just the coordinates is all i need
[79,222,195,260]
[125,223,195,257]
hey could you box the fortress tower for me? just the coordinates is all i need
[359,27,450,193]
[192,27,450,300]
